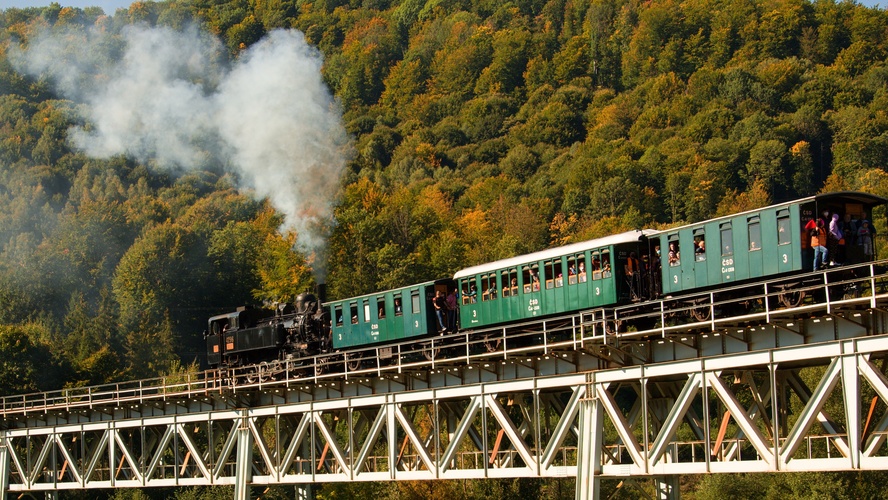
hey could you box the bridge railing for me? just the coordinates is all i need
[606,260,888,341]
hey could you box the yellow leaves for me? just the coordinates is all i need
[417,184,452,219]
[414,142,442,169]
[715,179,772,217]
[549,212,579,247]
[790,140,810,157]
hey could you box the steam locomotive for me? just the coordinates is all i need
[204,191,886,370]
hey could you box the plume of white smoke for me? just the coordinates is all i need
[11,24,349,278]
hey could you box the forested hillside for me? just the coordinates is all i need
[1,0,887,497]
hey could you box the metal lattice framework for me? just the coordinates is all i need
[3,330,888,499]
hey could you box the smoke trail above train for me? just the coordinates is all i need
[10,24,350,277]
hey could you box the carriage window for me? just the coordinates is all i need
[577,254,588,283]
[601,249,612,277]
[503,269,518,296]
[377,297,386,319]
[394,297,403,316]
[363,300,371,322]
[350,303,358,324]
[335,305,343,327]
[411,291,421,314]
[668,235,680,266]
[720,224,733,256]
[544,260,563,288]
[522,265,540,293]
[591,251,602,280]
[460,278,478,305]
[544,261,553,289]
[777,212,791,245]
[693,229,706,261]
[482,274,498,301]
[567,257,577,285]
[748,217,761,251]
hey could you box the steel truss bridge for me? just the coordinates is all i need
[4,262,888,499]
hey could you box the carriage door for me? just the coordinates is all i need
[776,210,794,273]
[720,223,735,283]
[665,234,682,294]
[747,216,764,279]
[692,228,707,288]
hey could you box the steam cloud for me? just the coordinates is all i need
[11,24,349,277]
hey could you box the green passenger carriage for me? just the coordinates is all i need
[328,279,454,349]
[657,192,887,296]
[453,230,653,330]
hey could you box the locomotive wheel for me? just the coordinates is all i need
[778,289,806,308]
[346,353,362,372]
[314,356,329,376]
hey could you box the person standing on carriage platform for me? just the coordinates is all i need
[433,290,448,333]
[811,218,828,270]
[446,288,458,332]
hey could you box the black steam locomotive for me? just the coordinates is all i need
[205,291,329,368]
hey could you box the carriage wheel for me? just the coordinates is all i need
[604,320,621,335]
[690,304,711,322]
[422,343,440,361]
[778,289,806,308]
[346,353,362,372]
[483,334,502,353]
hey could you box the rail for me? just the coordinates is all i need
[2,260,887,417]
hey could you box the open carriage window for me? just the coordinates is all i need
[377,297,386,319]
[777,210,791,245]
[693,229,706,261]
[544,260,564,288]
[335,305,343,327]
[601,249,612,277]
[394,297,403,316]
[482,274,498,301]
[748,217,761,251]
[591,250,602,280]
[503,269,518,296]
[667,235,680,266]
[576,254,588,283]
[350,303,358,324]
[460,280,475,304]
[567,256,577,285]
[522,265,540,293]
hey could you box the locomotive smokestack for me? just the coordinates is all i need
[316,283,327,303]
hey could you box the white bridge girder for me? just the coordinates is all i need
[1,336,888,499]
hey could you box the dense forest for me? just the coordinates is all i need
[1,0,888,497]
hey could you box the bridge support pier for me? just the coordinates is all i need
[575,393,603,500]
[235,417,253,500]
[655,475,680,499]
[297,483,314,500]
